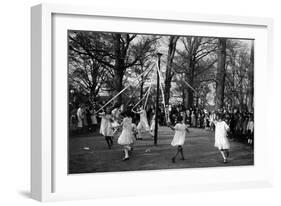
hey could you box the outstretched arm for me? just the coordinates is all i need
[225,122,230,131]
[213,120,217,126]
[115,122,123,128]
[167,122,175,131]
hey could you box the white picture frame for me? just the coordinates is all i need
[31,3,274,202]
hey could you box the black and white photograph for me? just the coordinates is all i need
[68,30,254,174]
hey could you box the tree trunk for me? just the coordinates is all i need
[248,40,254,112]
[113,34,125,104]
[182,74,189,108]
[182,86,185,105]
[187,88,194,108]
[215,38,227,110]
[183,55,196,109]
[183,88,189,108]
[140,66,144,100]
[115,69,124,104]
[187,61,195,108]
[89,84,96,101]
[164,36,179,105]
[239,86,243,111]
[182,37,201,109]
[195,96,199,108]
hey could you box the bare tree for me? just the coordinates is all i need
[223,40,252,111]
[174,36,217,108]
[164,36,179,104]
[248,40,254,112]
[68,31,142,104]
[215,38,227,110]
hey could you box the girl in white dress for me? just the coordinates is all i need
[111,104,124,134]
[132,106,150,140]
[99,107,114,149]
[150,114,158,137]
[168,116,190,163]
[77,105,85,134]
[214,113,230,163]
[246,115,254,145]
[117,112,135,161]
[209,111,216,131]
[165,105,171,124]
[191,111,196,127]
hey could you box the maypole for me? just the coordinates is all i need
[154,53,162,145]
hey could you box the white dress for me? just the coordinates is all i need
[99,114,114,136]
[165,108,171,123]
[118,117,134,145]
[111,108,122,128]
[191,114,196,126]
[247,121,254,132]
[171,123,188,146]
[77,108,84,128]
[209,113,216,125]
[214,121,230,149]
[137,109,150,131]
[150,115,158,132]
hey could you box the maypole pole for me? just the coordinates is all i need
[154,53,162,145]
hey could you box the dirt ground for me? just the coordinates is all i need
[69,127,254,174]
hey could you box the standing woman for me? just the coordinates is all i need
[214,113,230,163]
[204,111,210,129]
[77,104,85,134]
[191,111,196,127]
[132,105,150,140]
[246,114,254,145]
[99,107,114,149]
[209,111,216,131]
[165,105,171,124]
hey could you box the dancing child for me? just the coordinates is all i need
[168,116,190,163]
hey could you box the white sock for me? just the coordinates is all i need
[220,150,226,160]
[124,149,129,158]
[126,145,131,151]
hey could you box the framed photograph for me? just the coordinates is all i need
[31,3,274,201]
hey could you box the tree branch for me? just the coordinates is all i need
[194,59,217,77]
[195,47,218,62]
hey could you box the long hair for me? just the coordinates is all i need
[177,116,183,123]
[216,112,223,120]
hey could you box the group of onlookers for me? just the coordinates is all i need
[69,101,254,146]
[166,105,254,145]
[70,104,99,134]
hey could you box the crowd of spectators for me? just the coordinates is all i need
[69,101,254,146]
